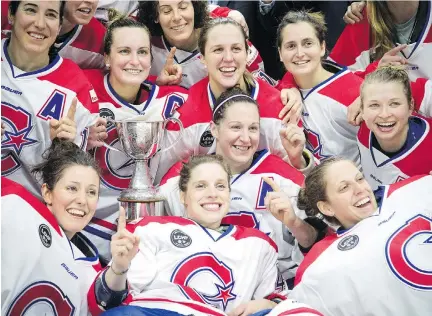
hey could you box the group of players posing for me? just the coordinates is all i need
[1,0,432,315]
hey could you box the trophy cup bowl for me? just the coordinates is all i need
[108,117,183,221]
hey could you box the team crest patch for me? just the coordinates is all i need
[170,229,192,248]
[337,234,359,251]
[199,130,214,147]
[99,108,115,127]
[39,224,52,248]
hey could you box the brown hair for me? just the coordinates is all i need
[367,1,395,61]
[103,9,152,56]
[179,155,232,193]
[360,66,413,109]
[213,87,259,125]
[277,10,327,49]
[198,17,255,88]
[136,0,209,37]
[297,157,345,225]
[32,138,101,192]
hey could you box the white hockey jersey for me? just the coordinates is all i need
[94,216,285,314]
[330,0,432,81]
[300,65,361,165]
[1,39,99,199]
[150,35,272,89]
[82,69,188,259]
[153,77,292,183]
[1,4,106,70]
[1,178,100,316]
[159,149,306,280]
[357,115,432,190]
[291,175,432,316]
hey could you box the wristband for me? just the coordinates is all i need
[110,263,130,276]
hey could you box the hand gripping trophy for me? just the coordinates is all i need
[105,116,183,221]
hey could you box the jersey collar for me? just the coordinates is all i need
[2,38,62,79]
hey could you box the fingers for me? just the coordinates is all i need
[66,98,77,121]
[262,176,280,192]
[283,123,305,145]
[117,206,126,231]
[167,47,176,66]
[386,44,408,56]
[344,1,365,24]
[227,304,246,316]
[347,96,362,126]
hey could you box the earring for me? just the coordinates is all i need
[8,19,13,25]
[105,64,110,69]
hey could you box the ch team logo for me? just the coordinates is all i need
[171,252,237,311]
[1,102,38,175]
[304,128,329,160]
[6,281,75,316]
[386,214,432,290]
[94,125,134,191]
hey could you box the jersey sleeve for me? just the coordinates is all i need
[253,242,285,300]
[411,78,432,118]
[329,18,373,77]
[158,162,185,217]
[126,225,159,294]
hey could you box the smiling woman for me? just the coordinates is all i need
[136,0,267,89]
[1,138,102,315]
[357,66,432,190]
[277,10,362,165]
[82,13,189,261]
[1,0,99,202]
[88,155,289,316]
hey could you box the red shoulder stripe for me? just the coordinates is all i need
[1,177,63,235]
[231,225,278,252]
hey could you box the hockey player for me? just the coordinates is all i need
[330,0,432,81]
[160,88,319,283]
[277,10,361,164]
[1,0,99,199]
[154,17,308,183]
[358,67,432,190]
[89,155,287,316]
[82,15,188,260]
[289,157,432,316]
[1,139,102,316]
[136,0,273,89]
[2,0,106,69]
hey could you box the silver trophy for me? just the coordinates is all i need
[105,117,183,221]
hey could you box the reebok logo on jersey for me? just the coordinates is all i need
[170,229,192,248]
[337,234,359,251]
[39,224,52,248]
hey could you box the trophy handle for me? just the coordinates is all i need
[101,117,126,154]
[159,117,184,153]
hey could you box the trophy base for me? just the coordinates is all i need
[118,199,165,223]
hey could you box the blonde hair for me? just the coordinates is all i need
[367,1,395,60]
[360,66,413,108]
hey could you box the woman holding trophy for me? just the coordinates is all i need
[88,155,323,316]
[83,13,188,261]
